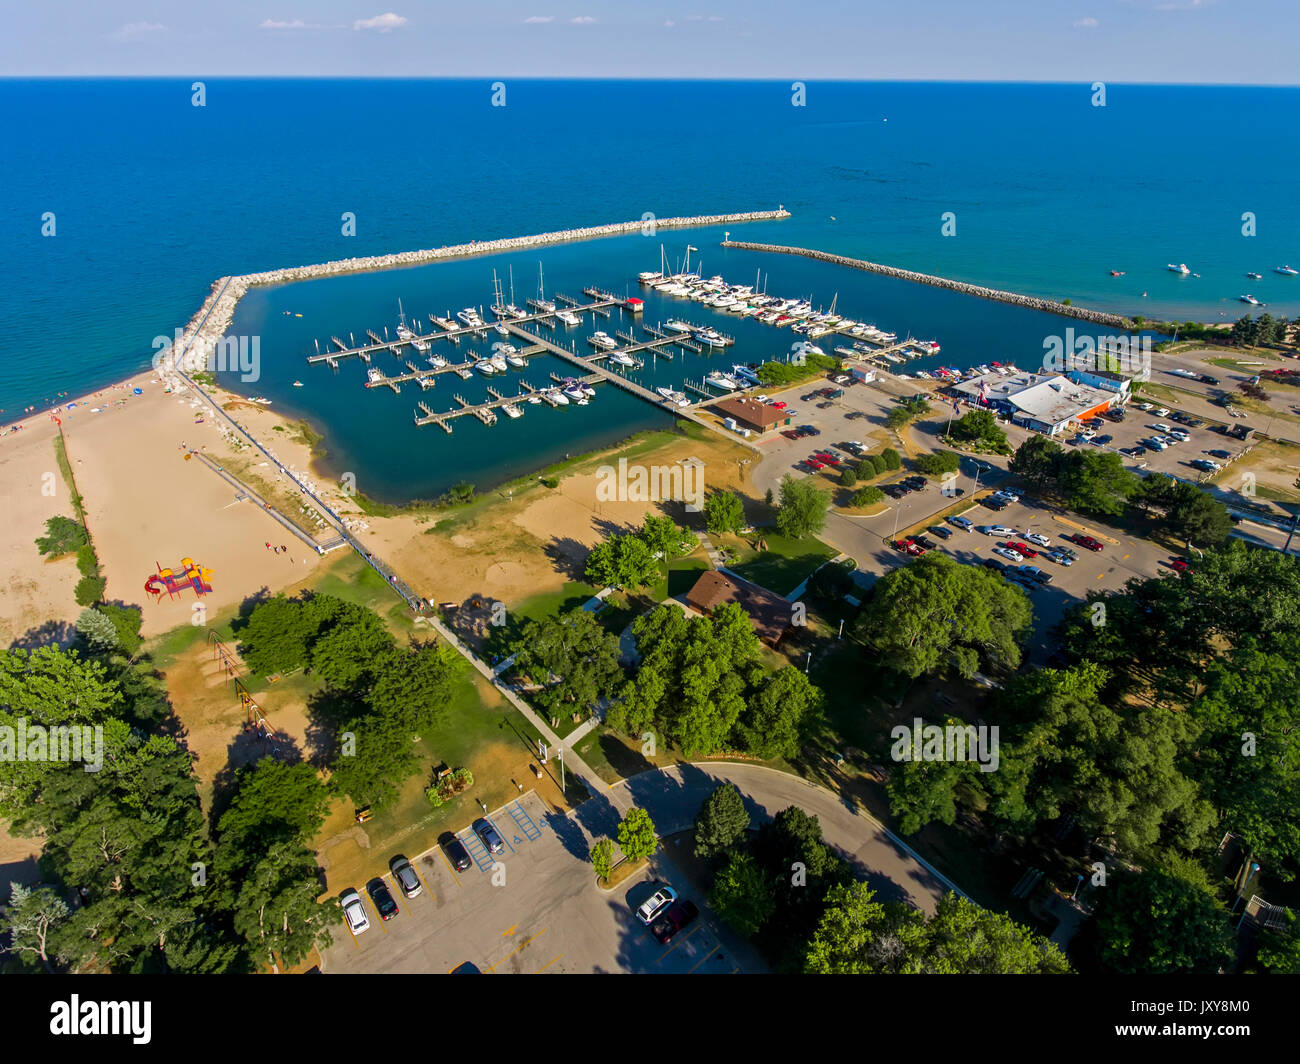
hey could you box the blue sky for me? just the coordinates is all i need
[2,0,1296,83]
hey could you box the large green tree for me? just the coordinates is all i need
[584,533,660,589]
[511,610,623,718]
[694,783,751,858]
[856,553,1032,678]
[776,475,830,539]
[703,491,746,536]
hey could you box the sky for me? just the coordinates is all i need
[1,0,1296,83]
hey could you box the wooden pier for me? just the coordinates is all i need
[306,297,619,366]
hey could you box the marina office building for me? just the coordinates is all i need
[948,369,1129,437]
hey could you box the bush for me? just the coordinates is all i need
[75,608,120,654]
[851,486,885,507]
[74,575,107,607]
[881,448,902,470]
[840,469,858,488]
[871,454,889,475]
[35,515,87,557]
[445,482,476,505]
[75,543,100,579]
[425,767,474,807]
[541,476,559,489]
[914,450,961,476]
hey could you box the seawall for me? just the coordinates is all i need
[720,240,1134,329]
[168,209,791,370]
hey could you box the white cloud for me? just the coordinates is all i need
[665,19,676,27]
[571,15,596,23]
[524,15,555,23]
[353,12,407,31]
[1073,16,1100,28]
[261,19,307,29]
[108,21,164,42]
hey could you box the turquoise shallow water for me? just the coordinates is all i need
[3,78,1297,493]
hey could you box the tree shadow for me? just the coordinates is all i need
[7,620,76,651]
[542,536,591,581]
[303,687,360,769]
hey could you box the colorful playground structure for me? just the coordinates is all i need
[144,557,214,601]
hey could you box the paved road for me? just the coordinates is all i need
[320,762,955,974]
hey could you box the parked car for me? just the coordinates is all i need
[1170,557,1194,574]
[928,524,952,540]
[636,885,678,925]
[473,817,505,855]
[366,878,399,921]
[1092,434,1113,446]
[1019,565,1053,585]
[993,545,1024,562]
[947,515,974,531]
[1207,449,1232,460]
[1190,459,1221,472]
[1072,534,1104,552]
[1154,407,1170,417]
[651,900,700,945]
[1024,532,1051,548]
[991,489,1020,503]
[1045,549,1074,567]
[984,496,1009,509]
[1006,541,1038,558]
[1199,375,1219,385]
[980,525,1016,537]
[340,888,370,935]
[1053,544,1078,560]
[440,832,473,872]
[983,558,1006,572]
[914,535,937,550]
[389,855,422,899]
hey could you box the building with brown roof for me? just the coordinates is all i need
[685,569,792,647]
[711,397,790,435]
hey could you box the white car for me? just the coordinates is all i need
[340,889,370,935]
[992,489,1020,503]
[1024,532,1051,548]
[754,394,771,404]
[1147,437,1168,451]
[1169,429,1190,441]
[993,545,1023,562]
[1154,407,1170,417]
[1151,423,1173,434]
[983,525,1016,537]
[636,885,678,925]
[1136,402,1154,412]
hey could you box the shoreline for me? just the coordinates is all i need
[720,239,1136,328]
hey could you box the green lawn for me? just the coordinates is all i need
[479,580,601,659]
[725,533,838,596]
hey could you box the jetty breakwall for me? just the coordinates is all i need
[720,240,1133,329]
[170,210,790,364]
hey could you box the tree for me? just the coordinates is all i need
[215,761,333,859]
[803,882,904,973]
[913,450,961,477]
[229,841,340,969]
[35,515,86,557]
[776,475,830,539]
[839,468,857,488]
[639,514,687,561]
[584,533,659,589]
[880,448,902,471]
[329,712,420,809]
[368,640,459,734]
[855,553,1032,678]
[74,575,106,607]
[851,485,885,507]
[950,409,1009,452]
[694,783,750,858]
[738,666,822,760]
[238,594,317,676]
[1057,449,1138,516]
[1009,435,1065,490]
[2,882,70,968]
[888,755,970,835]
[1087,866,1233,974]
[709,850,775,937]
[75,608,120,655]
[921,893,1070,973]
[591,838,615,880]
[616,807,658,862]
[310,612,397,692]
[511,610,623,717]
[886,396,931,430]
[1135,476,1232,546]
[97,603,143,657]
[703,491,746,536]
[1255,908,1300,974]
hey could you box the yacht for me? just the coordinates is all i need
[426,353,448,369]
[563,384,587,402]
[1240,294,1263,305]
[494,323,509,336]
[366,367,384,384]
[664,319,694,333]
[457,308,484,328]
[549,388,569,405]
[475,359,497,376]
[396,299,414,341]
[489,353,509,373]
[914,340,941,354]
[705,371,739,391]
[534,298,557,314]
[655,386,691,407]
[609,351,637,367]
[504,303,526,318]
[1167,263,1191,275]
[1276,265,1300,276]
[732,364,761,385]
[588,331,618,350]
[505,349,527,368]
[411,336,429,352]
[556,309,581,327]
[503,403,523,419]
[711,294,736,308]
[580,382,596,398]
[526,394,542,405]
[639,271,664,284]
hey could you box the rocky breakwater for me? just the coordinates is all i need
[720,240,1133,329]
[170,209,791,363]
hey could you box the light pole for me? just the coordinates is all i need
[558,745,565,792]
[892,503,902,541]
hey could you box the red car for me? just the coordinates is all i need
[1073,535,1104,552]
[772,401,787,410]
[1006,541,1037,559]
[815,452,841,466]
[651,900,700,945]
[805,458,826,470]
[1170,558,1193,573]
[781,429,801,441]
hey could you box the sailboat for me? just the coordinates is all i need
[535,263,556,313]
[396,299,414,341]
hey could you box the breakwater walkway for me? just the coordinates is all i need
[719,240,1133,329]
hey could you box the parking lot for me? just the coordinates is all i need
[320,791,755,975]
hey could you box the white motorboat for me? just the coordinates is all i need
[506,351,527,368]
[588,331,618,350]
[609,351,637,367]
[1276,265,1299,276]
[563,385,586,401]
[664,319,693,333]
[706,371,739,390]
[426,353,447,368]
[1167,263,1191,275]
[556,309,581,327]
[475,359,497,376]
[1240,294,1263,305]
[366,368,383,383]
[549,389,569,405]
[489,354,508,372]
[292,380,304,388]
[503,403,523,419]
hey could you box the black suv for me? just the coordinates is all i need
[1200,374,1219,385]
[440,832,473,872]
[366,877,399,921]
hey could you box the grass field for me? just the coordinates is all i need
[724,533,838,596]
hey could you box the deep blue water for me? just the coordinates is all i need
[4,79,1298,496]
